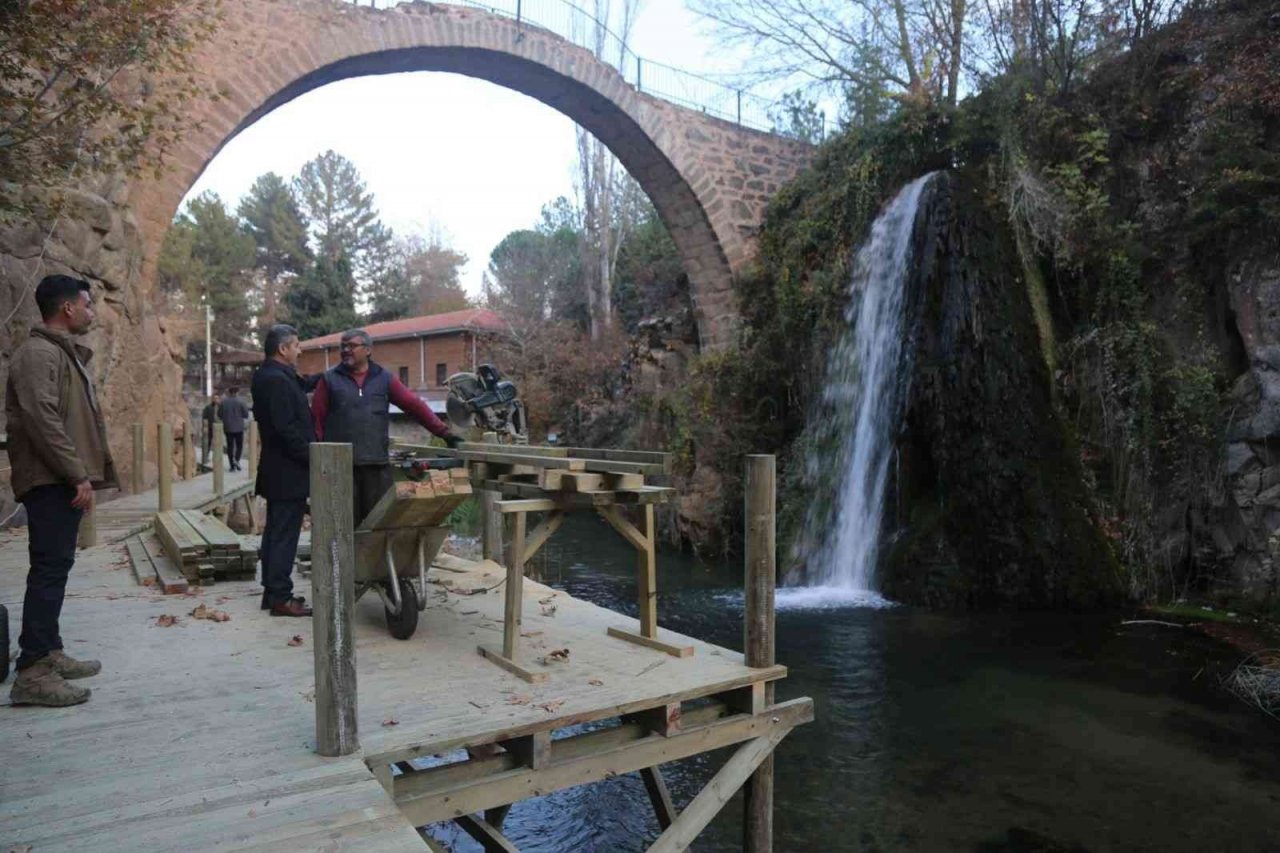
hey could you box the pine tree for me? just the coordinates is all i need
[282,252,359,341]
[293,150,392,299]
[238,172,311,329]
[157,191,256,347]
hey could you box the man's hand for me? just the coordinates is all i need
[70,480,94,511]
[444,433,463,449]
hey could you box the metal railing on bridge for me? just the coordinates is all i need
[345,0,792,135]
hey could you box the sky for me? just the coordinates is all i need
[183,0,752,297]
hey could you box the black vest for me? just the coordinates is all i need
[323,362,392,465]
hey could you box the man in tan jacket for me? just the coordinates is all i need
[6,274,117,706]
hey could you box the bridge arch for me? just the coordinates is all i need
[128,0,811,348]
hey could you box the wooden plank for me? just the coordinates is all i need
[433,447,587,471]
[608,627,694,658]
[141,536,189,594]
[179,509,240,550]
[648,728,791,853]
[393,699,813,827]
[500,730,551,770]
[454,814,520,853]
[637,504,657,637]
[579,458,666,476]
[496,498,562,514]
[476,645,549,684]
[558,447,671,469]
[125,537,158,587]
[157,423,173,511]
[640,766,678,830]
[131,423,145,494]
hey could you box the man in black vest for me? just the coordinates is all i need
[250,324,314,617]
[310,328,461,526]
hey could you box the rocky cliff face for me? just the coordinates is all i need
[0,180,188,515]
[881,173,1122,608]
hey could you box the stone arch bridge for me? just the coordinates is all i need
[130,0,813,348]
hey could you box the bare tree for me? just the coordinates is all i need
[574,0,642,340]
[688,0,971,110]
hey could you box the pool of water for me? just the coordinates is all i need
[427,515,1280,851]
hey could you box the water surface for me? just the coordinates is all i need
[429,515,1280,851]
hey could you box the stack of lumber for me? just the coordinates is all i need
[126,535,189,594]
[152,509,259,585]
[392,442,675,507]
[359,470,472,532]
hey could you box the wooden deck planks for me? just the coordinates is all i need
[0,521,787,851]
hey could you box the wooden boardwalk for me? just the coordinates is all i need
[90,466,255,544]
[0,525,802,849]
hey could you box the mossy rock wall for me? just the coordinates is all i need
[881,173,1123,608]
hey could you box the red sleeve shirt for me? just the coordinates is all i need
[388,375,451,438]
[310,376,329,441]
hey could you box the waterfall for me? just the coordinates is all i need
[780,173,934,610]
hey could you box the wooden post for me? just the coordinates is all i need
[637,503,657,638]
[132,423,144,494]
[743,454,777,853]
[157,423,173,512]
[311,442,359,757]
[247,420,259,478]
[182,414,195,480]
[502,511,527,660]
[212,429,225,501]
[480,431,503,561]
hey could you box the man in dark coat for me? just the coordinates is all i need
[250,324,313,617]
[6,275,117,706]
[218,386,250,471]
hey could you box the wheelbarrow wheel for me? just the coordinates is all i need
[386,577,419,640]
[1,603,9,683]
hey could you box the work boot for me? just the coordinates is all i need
[10,659,91,707]
[48,649,102,680]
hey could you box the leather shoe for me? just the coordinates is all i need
[270,598,312,617]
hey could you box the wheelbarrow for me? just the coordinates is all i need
[353,458,471,640]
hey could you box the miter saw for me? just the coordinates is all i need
[445,364,528,443]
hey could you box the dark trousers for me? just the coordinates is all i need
[17,484,84,670]
[224,430,244,467]
[353,464,394,528]
[260,498,305,608]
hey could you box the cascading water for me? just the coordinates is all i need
[779,173,935,610]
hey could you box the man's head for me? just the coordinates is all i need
[35,274,94,335]
[212,393,221,404]
[264,324,301,367]
[339,329,372,372]
[227,386,238,397]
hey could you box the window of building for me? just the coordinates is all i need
[436,363,447,386]
[398,365,409,386]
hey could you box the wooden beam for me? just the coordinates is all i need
[496,498,561,514]
[640,766,678,830]
[743,455,778,853]
[455,814,520,853]
[476,645,549,684]
[311,442,359,757]
[393,699,813,827]
[626,702,682,737]
[434,447,586,470]
[647,729,790,853]
[597,506,648,553]
[503,511,526,660]
[522,511,564,563]
[637,504,657,637]
[485,804,513,831]
[607,627,694,658]
[500,730,551,770]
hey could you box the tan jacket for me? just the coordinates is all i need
[5,326,117,500]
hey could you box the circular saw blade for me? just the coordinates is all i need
[446,392,474,433]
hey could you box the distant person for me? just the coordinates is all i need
[250,324,313,617]
[311,328,462,526]
[218,386,250,471]
[201,392,221,465]
[5,274,117,706]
